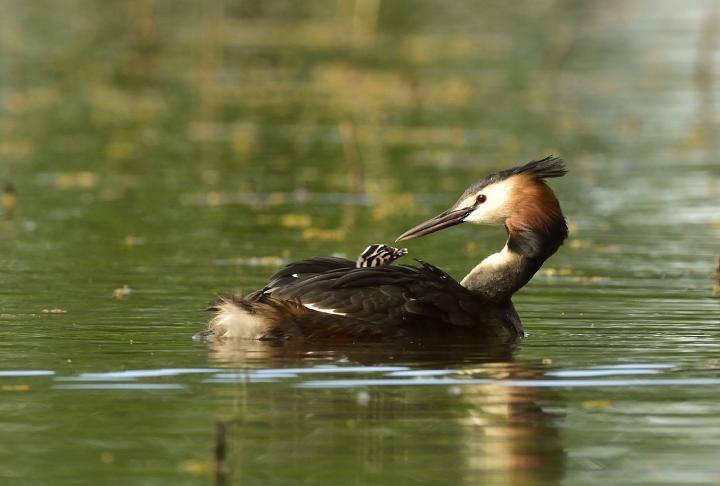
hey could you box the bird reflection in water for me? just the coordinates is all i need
[201,340,566,485]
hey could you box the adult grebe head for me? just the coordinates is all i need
[396,156,567,245]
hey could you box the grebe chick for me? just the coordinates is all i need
[356,244,408,268]
[197,156,568,342]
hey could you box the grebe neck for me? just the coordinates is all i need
[461,218,567,301]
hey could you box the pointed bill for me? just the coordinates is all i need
[395,208,472,241]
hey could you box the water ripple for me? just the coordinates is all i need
[0,370,55,377]
[54,368,217,381]
[3,363,713,392]
[53,384,184,390]
[296,378,720,389]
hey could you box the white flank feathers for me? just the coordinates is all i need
[209,300,270,339]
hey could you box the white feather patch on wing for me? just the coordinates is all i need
[303,302,348,316]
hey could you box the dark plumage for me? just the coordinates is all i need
[205,258,521,342]
[199,157,568,343]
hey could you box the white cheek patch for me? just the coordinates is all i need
[456,195,477,210]
[460,181,514,224]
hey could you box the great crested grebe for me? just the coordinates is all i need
[197,156,567,342]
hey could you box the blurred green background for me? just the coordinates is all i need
[0,1,719,484]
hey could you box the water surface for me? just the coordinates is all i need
[1,1,719,484]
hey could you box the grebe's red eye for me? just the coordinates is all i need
[476,194,487,204]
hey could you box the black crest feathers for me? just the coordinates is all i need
[510,156,567,180]
[458,156,567,200]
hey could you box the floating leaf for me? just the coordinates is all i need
[206,192,222,207]
[2,184,16,220]
[99,452,114,465]
[123,235,145,247]
[55,172,97,189]
[569,239,593,249]
[105,140,134,160]
[281,214,312,228]
[582,400,612,410]
[302,228,345,241]
[0,138,33,157]
[179,459,211,476]
[113,285,132,300]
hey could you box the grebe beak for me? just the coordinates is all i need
[396,207,473,241]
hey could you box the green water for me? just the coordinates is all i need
[1,1,719,484]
